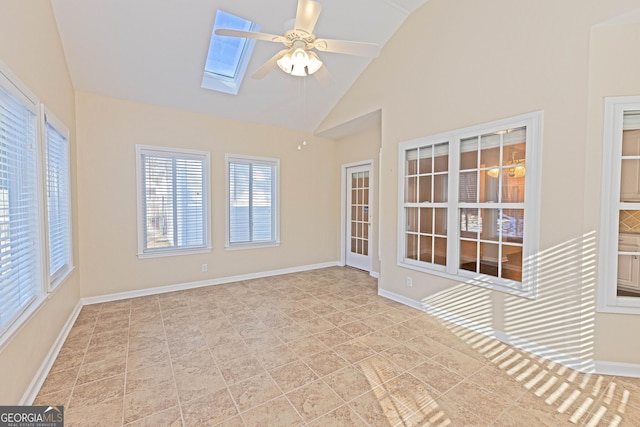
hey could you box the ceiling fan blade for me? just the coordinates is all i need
[314,38,381,57]
[312,64,332,85]
[215,28,285,44]
[295,0,322,34]
[251,49,290,79]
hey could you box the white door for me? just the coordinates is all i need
[345,164,372,271]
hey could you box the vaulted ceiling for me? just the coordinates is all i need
[51,0,428,132]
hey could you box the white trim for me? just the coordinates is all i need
[593,360,640,378]
[598,96,640,313]
[370,270,380,279]
[341,160,374,271]
[135,144,212,257]
[378,288,640,377]
[20,301,83,404]
[82,261,340,305]
[225,153,280,249]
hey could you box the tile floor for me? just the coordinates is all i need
[34,267,640,426]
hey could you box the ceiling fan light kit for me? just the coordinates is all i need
[215,0,380,79]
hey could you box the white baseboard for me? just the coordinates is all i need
[82,261,340,306]
[378,288,640,378]
[20,301,83,405]
[370,271,380,279]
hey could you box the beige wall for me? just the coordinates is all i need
[320,0,640,365]
[0,1,79,403]
[587,17,640,363]
[76,93,339,298]
[333,118,382,275]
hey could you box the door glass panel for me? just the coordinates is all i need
[502,209,524,243]
[502,245,522,281]
[460,240,477,272]
[480,208,500,242]
[459,171,477,203]
[406,149,418,175]
[406,208,418,232]
[405,177,417,203]
[434,208,447,236]
[419,208,433,234]
[460,137,478,170]
[419,175,432,202]
[479,242,499,276]
[407,233,418,260]
[433,174,448,202]
[434,237,447,266]
[460,208,480,239]
[419,146,432,174]
[420,235,432,263]
[434,143,448,172]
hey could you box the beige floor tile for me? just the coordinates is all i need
[69,374,125,409]
[49,347,86,373]
[286,379,344,423]
[324,365,376,402]
[218,353,265,385]
[307,405,368,427]
[492,404,564,427]
[240,395,304,427]
[287,337,329,359]
[181,388,238,427]
[124,405,182,427]
[252,344,299,370]
[269,360,318,393]
[356,354,405,386]
[172,351,226,403]
[354,331,400,353]
[65,396,124,427]
[409,359,464,396]
[126,342,170,372]
[123,382,180,424]
[299,317,335,334]
[348,387,410,427]
[125,360,174,393]
[430,347,486,377]
[33,387,72,407]
[404,334,450,358]
[303,349,349,377]
[314,328,353,348]
[381,344,424,371]
[339,321,374,338]
[332,340,376,364]
[273,323,311,343]
[76,354,126,385]
[228,371,282,413]
[38,365,80,396]
[383,373,437,414]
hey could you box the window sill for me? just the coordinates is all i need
[225,241,280,251]
[49,265,76,292]
[138,247,212,259]
[398,260,536,299]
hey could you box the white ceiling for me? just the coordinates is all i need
[51,0,427,133]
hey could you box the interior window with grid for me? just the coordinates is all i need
[136,145,210,257]
[398,112,542,296]
[404,142,449,268]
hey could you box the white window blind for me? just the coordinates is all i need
[227,156,278,246]
[0,75,41,335]
[44,112,72,287]
[137,146,210,256]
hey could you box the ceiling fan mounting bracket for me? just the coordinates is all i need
[283,30,316,49]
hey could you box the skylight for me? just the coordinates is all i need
[202,10,259,95]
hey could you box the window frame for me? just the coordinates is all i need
[42,107,74,290]
[398,111,543,298]
[135,145,211,258]
[225,154,280,249]
[0,60,48,349]
[598,96,640,314]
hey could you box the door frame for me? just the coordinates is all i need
[340,160,375,273]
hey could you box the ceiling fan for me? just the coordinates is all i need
[215,0,381,79]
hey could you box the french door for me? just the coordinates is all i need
[345,164,372,271]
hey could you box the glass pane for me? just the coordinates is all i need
[620,158,640,202]
[351,206,357,222]
[419,146,432,174]
[479,242,499,277]
[480,208,500,242]
[357,206,363,221]
[418,175,431,202]
[363,222,369,239]
[504,138,526,164]
[406,208,418,232]
[351,238,357,253]
[622,128,640,156]
[459,171,477,203]
[406,233,418,260]
[502,245,522,282]
[460,240,477,272]
[502,172,525,203]
[460,137,478,170]
[480,172,499,202]
[405,177,417,203]
[434,237,447,266]
[352,189,358,204]
[616,255,640,297]
[420,235,432,263]
[434,208,447,236]
[363,188,369,205]
[363,173,369,188]
[460,208,480,238]
[363,241,368,256]
[434,142,448,173]
[420,208,433,234]
[406,149,418,175]
[351,221,358,238]
[480,137,500,170]
[502,209,524,243]
[433,174,448,202]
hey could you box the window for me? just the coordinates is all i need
[136,145,210,257]
[202,10,260,95]
[226,155,279,248]
[0,64,43,338]
[44,109,73,288]
[399,112,543,297]
[599,96,640,313]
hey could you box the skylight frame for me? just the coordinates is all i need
[202,10,260,95]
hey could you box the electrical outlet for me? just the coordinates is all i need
[202,264,208,272]
[406,276,413,287]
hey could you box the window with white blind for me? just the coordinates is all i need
[398,112,542,297]
[0,64,44,340]
[226,154,279,248]
[136,145,210,257]
[44,110,73,288]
